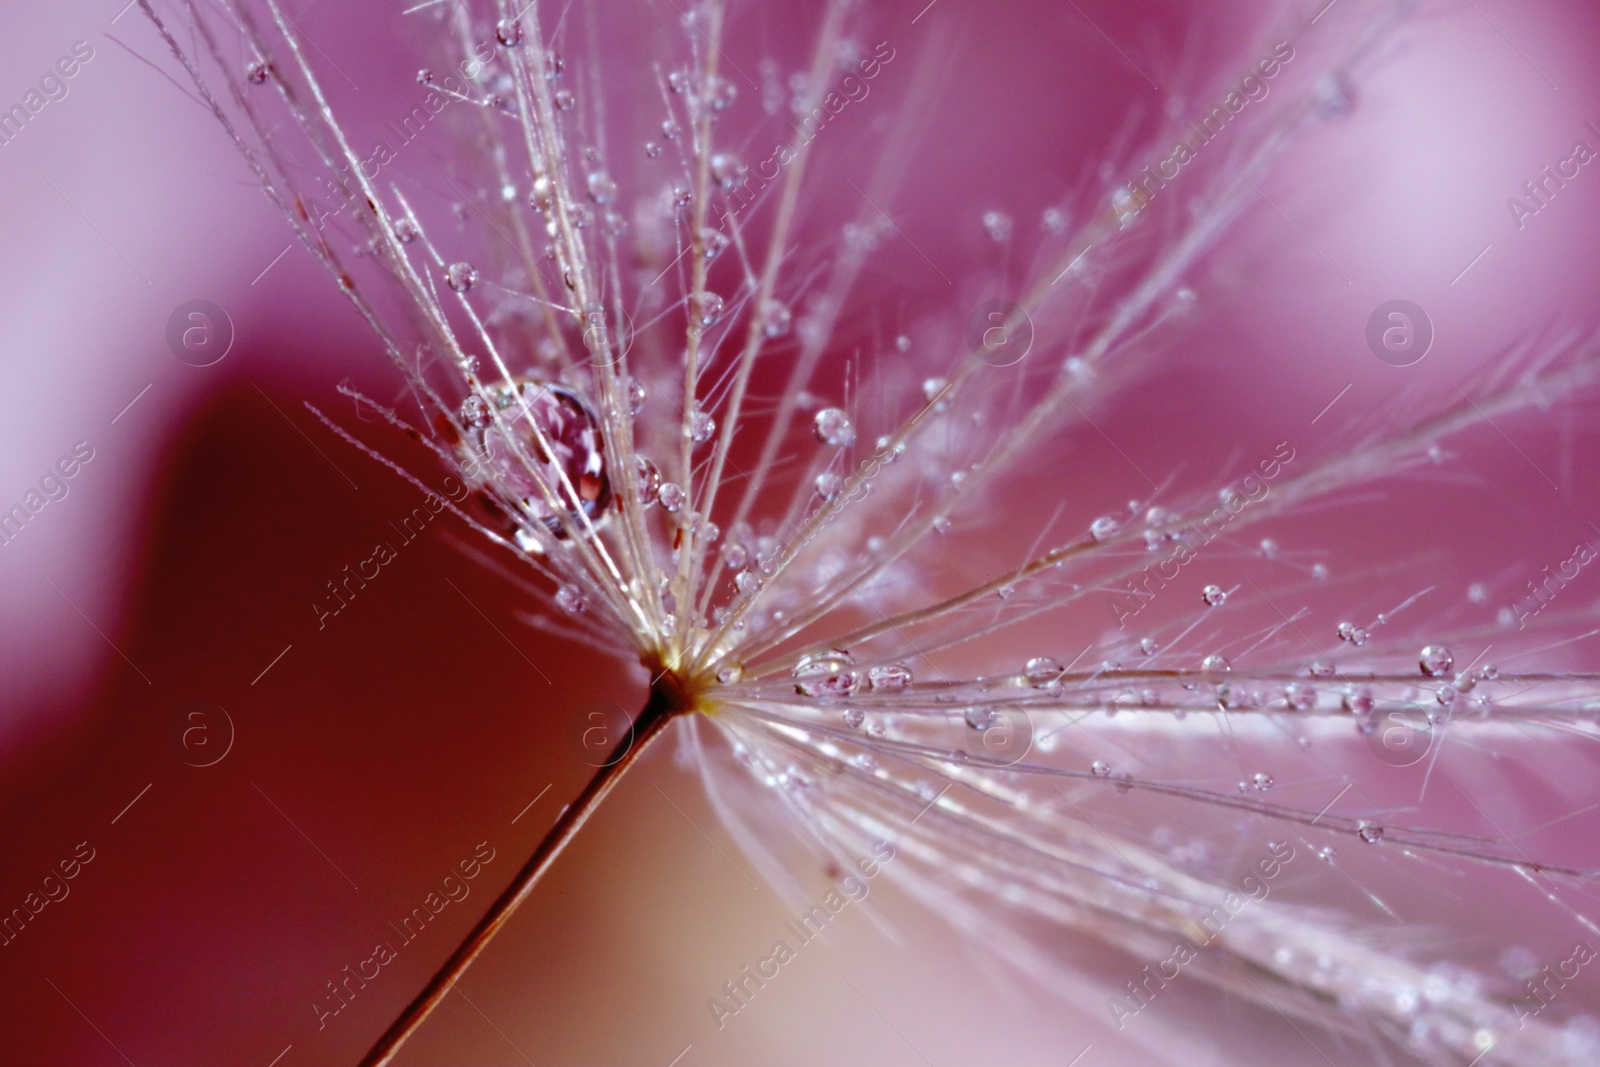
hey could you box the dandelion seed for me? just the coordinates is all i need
[141,2,1600,1064]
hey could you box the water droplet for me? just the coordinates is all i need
[813,407,855,447]
[1419,645,1454,677]
[1041,206,1068,235]
[657,481,685,513]
[842,708,865,729]
[1252,772,1274,791]
[792,649,861,698]
[1357,821,1385,844]
[1316,72,1356,119]
[981,210,1013,243]
[1317,846,1337,863]
[1201,654,1231,673]
[1022,656,1062,688]
[708,75,737,110]
[553,89,576,111]
[585,170,617,204]
[661,118,681,140]
[868,664,913,692]
[393,217,418,243]
[1336,621,1368,645]
[495,18,524,46]
[1284,683,1316,711]
[1091,760,1111,777]
[694,291,725,326]
[964,707,996,732]
[815,471,843,500]
[1201,584,1227,607]
[758,299,792,338]
[690,406,715,443]
[555,584,584,614]
[644,141,663,158]
[931,515,951,535]
[921,377,948,404]
[1311,563,1329,581]
[734,569,762,595]
[1139,637,1159,656]
[1090,515,1119,542]
[471,380,611,539]
[246,60,271,85]
[721,540,748,571]
[896,334,912,353]
[445,262,479,292]
[1259,538,1279,559]
[634,456,661,507]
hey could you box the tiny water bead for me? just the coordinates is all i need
[1090,515,1119,542]
[1336,621,1369,645]
[585,170,617,204]
[394,217,418,243]
[695,290,725,325]
[758,299,792,338]
[1090,760,1112,777]
[842,708,866,729]
[445,261,479,292]
[555,584,584,614]
[815,471,843,500]
[469,380,611,540]
[1284,683,1317,711]
[634,456,661,507]
[813,407,855,446]
[689,406,716,443]
[1139,637,1159,656]
[1201,584,1227,607]
[1200,654,1231,673]
[1357,821,1385,844]
[657,481,685,513]
[553,89,576,110]
[246,60,271,85]
[715,662,743,685]
[495,18,524,46]
[981,210,1014,243]
[964,707,996,732]
[1419,645,1454,677]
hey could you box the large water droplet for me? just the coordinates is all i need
[792,649,861,698]
[470,379,610,539]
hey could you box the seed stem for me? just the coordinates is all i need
[357,671,689,1066]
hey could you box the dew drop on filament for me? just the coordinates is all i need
[445,262,479,292]
[1201,584,1227,607]
[467,380,610,542]
[814,407,855,447]
[1419,645,1454,677]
